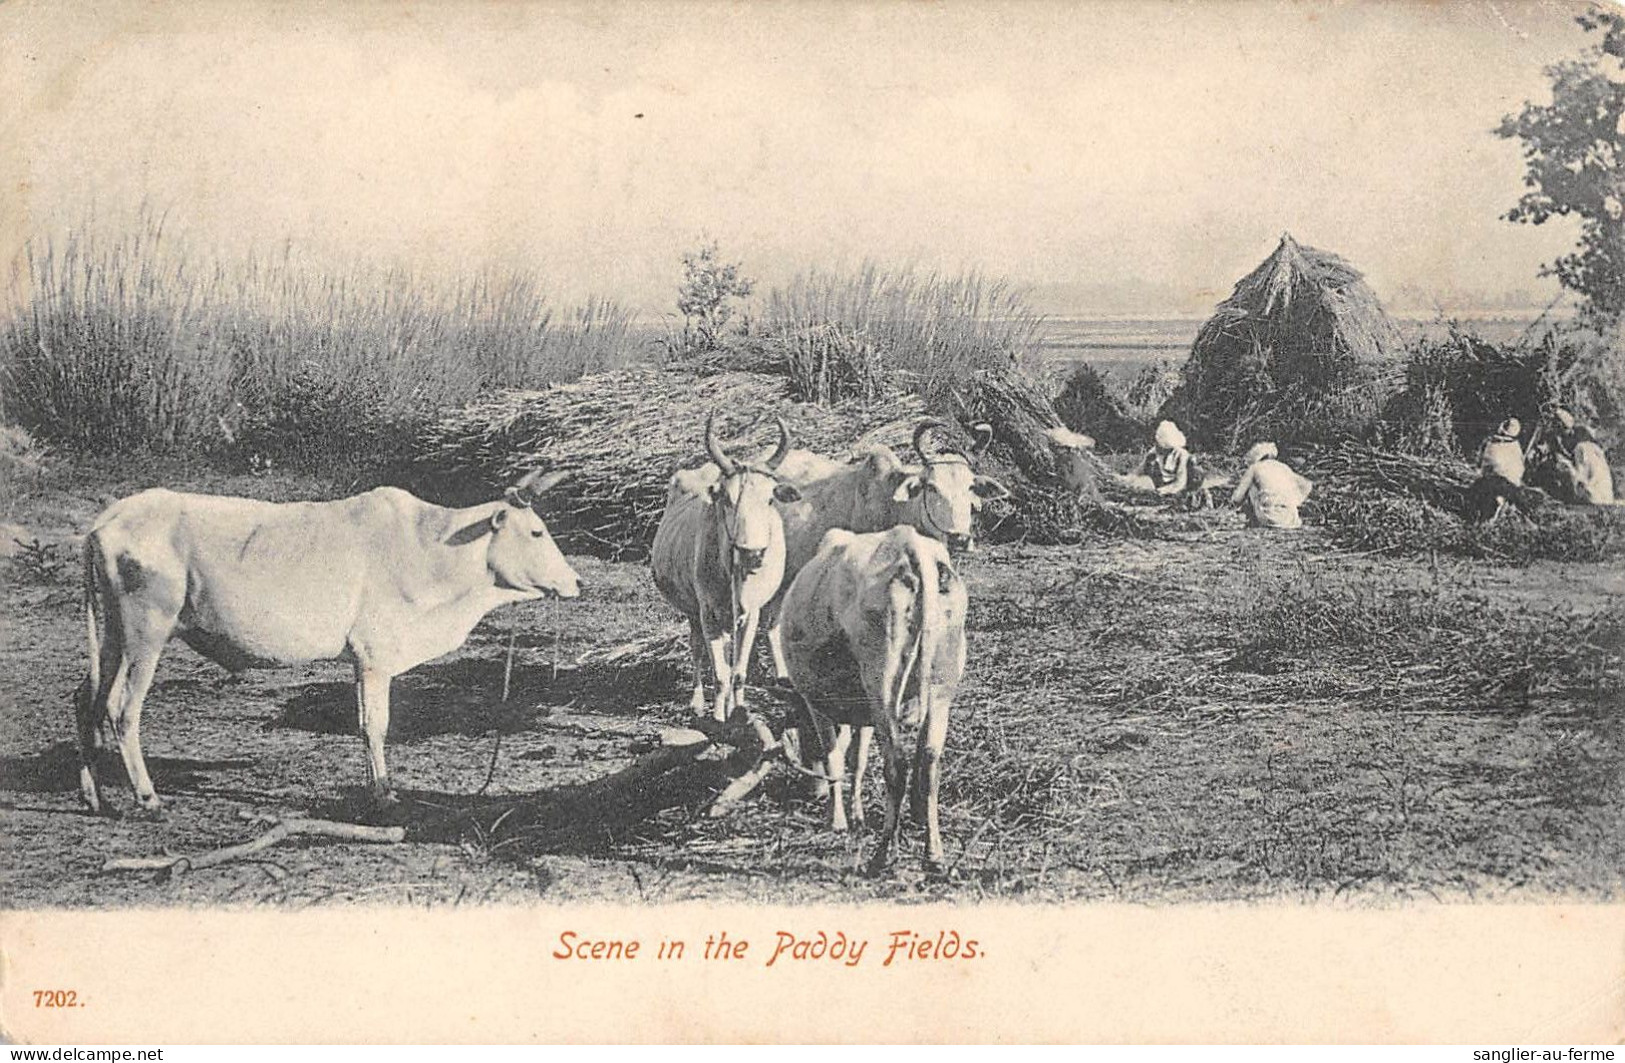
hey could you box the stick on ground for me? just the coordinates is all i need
[101,818,406,877]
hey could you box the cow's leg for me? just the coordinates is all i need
[75,599,121,814]
[762,602,790,683]
[104,640,167,814]
[825,724,853,832]
[74,679,104,814]
[686,617,708,714]
[916,696,952,872]
[355,665,396,805]
[730,609,762,716]
[706,628,733,723]
[865,715,908,876]
[100,577,182,814]
[849,725,873,828]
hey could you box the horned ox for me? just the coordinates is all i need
[650,412,801,721]
[780,525,968,873]
[763,420,1007,680]
[75,471,580,814]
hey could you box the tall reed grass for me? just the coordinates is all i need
[0,215,637,470]
[758,263,1045,409]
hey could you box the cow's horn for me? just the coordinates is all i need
[766,414,793,469]
[970,422,994,457]
[513,468,569,503]
[912,419,946,464]
[705,409,737,477]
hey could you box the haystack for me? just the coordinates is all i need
[410,368,923,559]
[951,368,1117,542]
[1052,363,1146,453]
[1168,234,1404,450]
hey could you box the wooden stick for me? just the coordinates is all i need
[102,818,405,876]
[708,759,777,817]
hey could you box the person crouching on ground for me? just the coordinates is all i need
[1539,406,1617,505]
[1122,420,1209,509]
[1230,442,1314,529]
[1466,417,1526,522]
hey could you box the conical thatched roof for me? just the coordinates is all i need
[1166,234,1404,450]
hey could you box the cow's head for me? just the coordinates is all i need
[705,410,802,575]
[487,469,582,599]
[889,420,1008,554]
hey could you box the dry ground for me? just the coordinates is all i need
[2,460,1621,907]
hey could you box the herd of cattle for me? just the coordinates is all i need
[71,413,1026,873]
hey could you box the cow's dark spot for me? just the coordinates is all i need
[115,553,146,592]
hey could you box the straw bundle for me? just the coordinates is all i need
[410,368,923,559]
[1171,234,1404,450]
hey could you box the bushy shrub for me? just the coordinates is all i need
[758,264,1044,410]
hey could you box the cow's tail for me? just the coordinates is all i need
[83,537,103,688]
[885,535,942,730]
[75,532,109,810]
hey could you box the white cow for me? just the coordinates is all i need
[765,420,1007,679]
[650,412,801,721]
[76,470,580,814]
[780,526,968,874]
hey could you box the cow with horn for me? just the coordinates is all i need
[763,418,1006,681]
[763,418,1006,828]
[651,410,802,722]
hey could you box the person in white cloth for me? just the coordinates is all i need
[1466,417,1527,522]
[1120,420,1208,507]
[1229,442,1314,529]
[1538,406,1616,505]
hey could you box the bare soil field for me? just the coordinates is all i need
[3,462,1621,907]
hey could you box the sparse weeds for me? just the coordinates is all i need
[9,537,70,584]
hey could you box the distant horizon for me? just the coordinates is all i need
[3,1,1596,324]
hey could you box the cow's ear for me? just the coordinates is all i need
[773,482,802,504]
[490,507,509,531]
[972,475,1010,501]
[891,473,924,502]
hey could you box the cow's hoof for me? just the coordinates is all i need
[129,802,166,822]
[864,852,897,879]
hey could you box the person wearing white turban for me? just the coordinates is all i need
[1230,442,1314,529]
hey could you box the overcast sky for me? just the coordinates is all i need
[1,0,1605,317]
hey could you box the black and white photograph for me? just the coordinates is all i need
[1,0,1621,1045]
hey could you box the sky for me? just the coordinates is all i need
[0,0,1611,317]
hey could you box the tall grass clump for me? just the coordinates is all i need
[1,216,231,452]
[1,215,637,473]
[759,264,1045,409]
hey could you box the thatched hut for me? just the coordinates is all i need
[1166,234,1404,450]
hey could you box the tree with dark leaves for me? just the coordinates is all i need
[1495,5,1625,327]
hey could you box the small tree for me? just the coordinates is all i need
[676,240,754,349]
[1495,4,1625,327]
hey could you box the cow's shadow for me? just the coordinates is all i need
[0,741,253,797]
[264,655,692,739]
[300,755,742,861]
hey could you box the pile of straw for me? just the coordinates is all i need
[1052,364,1147,453]
[950,369,1120,543]
[1299,440,1625,562]
[1169,234,1404,451]
[411,368,923,558]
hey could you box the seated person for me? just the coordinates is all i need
[1119,420,1208,507]
[1230,442,1314,529]
[1465,417,1526,522]
[1535,406,1616,505]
